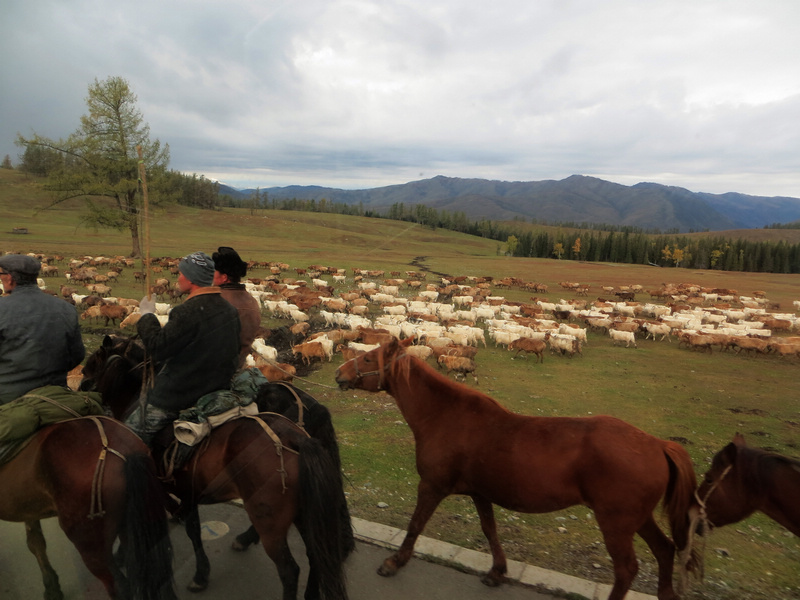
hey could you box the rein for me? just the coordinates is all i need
[679,463,733,588]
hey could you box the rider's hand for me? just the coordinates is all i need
[139,296,157,315]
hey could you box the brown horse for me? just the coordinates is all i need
[697,433,800,536]
[335,338,698,600]
[0,417,175,600]
[81,335,351,600]
[231,382,355,559]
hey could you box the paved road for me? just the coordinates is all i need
[1,502,556,600]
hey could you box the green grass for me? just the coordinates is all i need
[2,168,799,599]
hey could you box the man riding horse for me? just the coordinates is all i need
[125,251,241,446]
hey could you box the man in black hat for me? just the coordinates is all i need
[126,251,241,445]
[212,247,261,369]
[0,254,85,404]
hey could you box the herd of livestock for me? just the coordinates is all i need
[12,251,800,386]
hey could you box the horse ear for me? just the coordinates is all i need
[399,337,415,349]
[721,441,739,464]
[102,335,114,348]
[733,432,746,447]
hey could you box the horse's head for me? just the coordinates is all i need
[81,334,146,420]
[697,433,749,532]
[334,337,412,392]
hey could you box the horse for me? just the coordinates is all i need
[334,337,698,600]
[230,382,355,557]
[696,433,800,536]
[81,335,351,600]
[0,416,175,600]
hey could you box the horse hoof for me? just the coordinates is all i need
[377,561,398,578]
[480,573,504,587]
[187,580,208,593]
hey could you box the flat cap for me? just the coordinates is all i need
[0,254,41,275]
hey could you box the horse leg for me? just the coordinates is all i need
[597,522,638,600]
[248,517,299,600]
[184,505,211,592]
[231,524,261,551]
[470,496,507,587]
[379,482,446,577]
[25,521,64,600]
[638,516,679,600]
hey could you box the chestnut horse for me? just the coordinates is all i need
[697,433,800,536]
[231,382,355,558]
[81,335,351,600]
[0,417,174,600]
[335,338,698,600]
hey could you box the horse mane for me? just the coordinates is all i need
[735,444,800,495]
[386,344,512,414]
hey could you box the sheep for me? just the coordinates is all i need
[548,333,583,357]
[99,303,130,327]
[257,362,296,383]
[291,341,329,365]
[252,338,279,363]
[403,344,433,361]
[642,322,672,342]
[508,337,546,363]
[437,355,478,384]
[609,329,637,348]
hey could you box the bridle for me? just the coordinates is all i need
[348,351,397,391]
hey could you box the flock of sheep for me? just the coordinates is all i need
[9,252,800,386]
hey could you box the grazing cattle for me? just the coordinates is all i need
[609,329,637,348]
[437,355,478,383]
[508,337,546,362]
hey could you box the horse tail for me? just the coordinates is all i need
[307,403,356,556]
[297,437,351,600]
[123,452,176,600]
[662,441,702,576]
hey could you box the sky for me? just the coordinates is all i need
[2,0,799,197]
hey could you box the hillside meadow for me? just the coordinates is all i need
[1,168,799,599]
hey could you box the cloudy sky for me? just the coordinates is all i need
[2,0,799,197]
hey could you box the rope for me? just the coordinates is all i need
[87,416,127,519]
[678,464,733,592]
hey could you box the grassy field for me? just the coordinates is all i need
[2,168,799,599]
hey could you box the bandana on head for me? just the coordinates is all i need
[178,252,215,287]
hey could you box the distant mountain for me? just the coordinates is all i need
[221,175,800,232]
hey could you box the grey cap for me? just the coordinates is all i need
[178,251,215,287]
[0,254,41,276]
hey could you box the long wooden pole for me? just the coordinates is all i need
[137,146,152,299]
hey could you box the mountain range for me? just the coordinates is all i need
[218,175,800,232]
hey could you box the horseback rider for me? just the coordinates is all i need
[125,251,241,445]
[212,246,261,370]
[0,254,85,405]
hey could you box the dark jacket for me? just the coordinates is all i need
[219,283,261,369]
[137,287,240,412]
[0,285,85,404]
